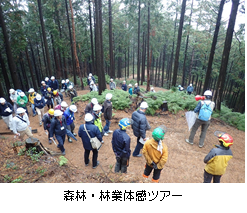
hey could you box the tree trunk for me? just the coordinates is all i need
[146,2,151,92]
[0,51,11,93]
[137,0,141,84]
[108,0,114,78]
[141,32,146,85]
[161,44,167,87]
[30,42,41,86]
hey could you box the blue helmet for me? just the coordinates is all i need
[119,118,133,130]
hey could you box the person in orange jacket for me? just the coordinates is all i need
[142,126,168,183]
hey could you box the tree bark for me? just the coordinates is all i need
[146,2,151,92]
[0,51,11,93]
[108,0,114,78]
[137,0,141,84]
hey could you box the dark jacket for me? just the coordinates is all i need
[0,102,13,117]
[45,91,53,106]
[40,85,48,96]
[112,129,131,158]
[121,84,127,91]
[50,79,59,90]
[87,76,96,85]
[134,86,140,94]
[85,103,94,114]
[103,100,112,120]
[45,80,52,87]
[131,110,150,138]
[42,113,53,130]
[61,83,67,90]
[68,88,77,101]
[78,122,102,150]
[49,116,67,137]
[34,97,46,109]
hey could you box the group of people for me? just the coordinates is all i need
[178,83,194,95]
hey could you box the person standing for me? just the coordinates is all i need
[45,77,51,87]
[9,89,18,113]
[54,101,68,113]
[40,81,48,97]
[121,80,127,91]
[85,98,98,114]
[61,80,67,96]
[53,90,63,105]
[28,88,37,117]
[45,87,54,109]
[128,84,133,95]
[109,78,116,90]
[133,83,140,94]
[0,98,13,130]
[42,109,54,144]
[67,85,77,102]
[63,105,77,143]
[17,92,29,116]
[131,101,151,157]
[203,132,233,183]
[142,126,168,183]
[34,94,46,126]
[78,113,103,169]
[185,90,215,148]
[112,118,132,173]
[103,93,113,136]
[50,76,59,91]
[49,110,67,155]
[187,83,194,95]
[12,108,33,141]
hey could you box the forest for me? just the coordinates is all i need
[0,0,245,113]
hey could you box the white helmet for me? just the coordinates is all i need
[16,107,26,114]
[28,88,34,93]
[19,92,25,97]
[69,105,77,112]
[66,79,69,83]
[45,77,49,81]
[91,98,98,105]
[9,89,15,94]
[36,94,42,101]
[0,98,6,103]
[128,84,132,87]
[88,77,92,79]
[93,104,102,111]
[135,83,138,86]
[85,113,93,122]
[51,76,55,80]
[204,90,212,96]
[41,81,45,84]
[54,110,63,117]
[61,80,65,84]
[123,80,126,83]
[106,93,112,100]
[151,87,154,90]
[61,101,68,108]
[89,73,92,77]
[190,83,192,86]
[140,101,148,109]
[68,85,73,89]
[110,78,113,81]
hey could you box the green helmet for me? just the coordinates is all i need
[152,127,165,141]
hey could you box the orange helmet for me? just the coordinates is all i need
[218,133,233,147]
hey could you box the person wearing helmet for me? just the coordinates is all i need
[17,92,29,115]
[185,90,215,148]
[63,105,77,143]
[34,94,46,126]
[28,88,37,117]
[111,118,132,173]
[128,84,133,95]
[50,76,59,91]
[121,80,127,91]
[103,93,113,136]
[203,132,233,183]
[42,109,55,144]
[150,87,156,93]
[90,81,98,92]
[131,101,151,157]
[49,110,67,155]
[85,98,98,114]
[53,90,63,105]
[142,126,168,183]
[0,98,13,130]
[133,83,140,95]
[87,73,95,85]
[61,80,67,95]
[92,104,104,137]
[45,87,54,109]
[78,113,103,168]
[186,83,194,95]
[45,77,51,87]
[67,85,78,102]
[9,89,18,113]
[40,81,48,97]
[109,78,116,90]
[12,108,33,140]
[54,101,68,113]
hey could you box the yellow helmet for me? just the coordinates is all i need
[47,87,51,91]
[48,109,54,115]
[53,90,58,95]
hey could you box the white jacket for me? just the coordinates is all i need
[12,113,30,134]
[10,91,18,103]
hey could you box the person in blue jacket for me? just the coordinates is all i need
[50,76,59,91]
[128,84,133,95]
[49,110,67,155]
[112,118,132,173]
[40,81,48,97]
[121,80,127,91]
[45,77,51,87]
[63,105,77,143]
[0,97,13,130]
[34,94,46,126]
[78,113,103,169]
[133,83,140,94]
[61,80,67,95]
[187,83,194,95]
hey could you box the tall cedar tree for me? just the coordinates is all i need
[137,0,141,84]
[146,1,151,92]
[108,0,114,78]
[88,0,95,74]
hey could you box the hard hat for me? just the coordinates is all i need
[28,88,34,93]
[204,90,212,96]
[88,77,92,79]
[66,79,69,83]
[45,77,49,81]
[152,127,166,141]
[128,84,132,87]
[151,87,154,90]
[41,81,45,84]
[61,101,68,108]
[140,101,148,109]
[89,73,92,77]
[106,93,112,100]
[135,83,138,86]
[51,76,55,80]
[48,109,54,115]
[178,85,181,87]
[93,104,102,111]
[180,87,184,90]
[61,80,65,84]
[9,89,15,94]
[54,110,63,117]
[47,87,51,91]
[16,107,26,114]
[110,78,113,81]
[91,98,98,105]
[19,92,25,97]
[190,83,192,86]
[53,90,58,95]
[123,80,126,83]
[85,113,93,122]
[36,94,42,101]
[118,118,133,130]
[218,133,233,147]
[0,98,6,103]
[68,85,73,89]
[69,105,77,112]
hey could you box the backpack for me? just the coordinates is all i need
[198,101,212,121]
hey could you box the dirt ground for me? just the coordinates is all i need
[0,83,245,183]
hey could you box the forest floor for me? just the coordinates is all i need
[0,81,245,183]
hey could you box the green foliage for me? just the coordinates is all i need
[4,175,12,183]
[36,167,46,175]
[11,176,23,183]
[26,147,44,162]
[59,156,68,166]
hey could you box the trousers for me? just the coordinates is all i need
[143,163,162,182]
[203,170,221,183]
[115,156,128,173]
[84,149,98,167]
